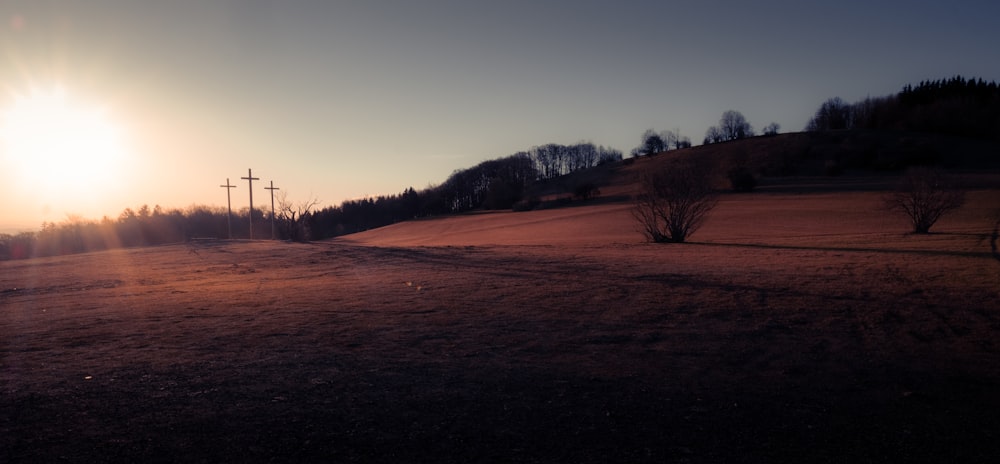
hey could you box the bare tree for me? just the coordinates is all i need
[632,162,718,243]
[637,129,667,156]
[276,191,321,241]
[762,122,780,136]
[806,97,852,131]
[883,167,965,234]
[704,110,754,144]
[703,126,724,145]
[719,110,754,141]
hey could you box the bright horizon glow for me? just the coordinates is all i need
[0,85,135,229]
[0,85,142,233]
[1,87,127,188]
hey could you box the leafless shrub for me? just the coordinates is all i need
[632,161,718,243]
[883,167,965,234]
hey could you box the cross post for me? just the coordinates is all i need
[264,181,280,240]
[219,178,237,239]
[240,168,260,239]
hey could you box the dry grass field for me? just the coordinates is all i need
[3,187,1000,463]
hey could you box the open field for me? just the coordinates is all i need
[3,189,1000,462]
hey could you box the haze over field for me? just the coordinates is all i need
[2,0,999,230]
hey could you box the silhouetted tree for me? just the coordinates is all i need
[703,126,724,145]
[762,122,780,136]
[633,161,718,243]
[276,192,321,242]
[704,111,754,144]
[632,129,690,156]
[719,110,754,140]
[883,167,965,234]
[675,137,692,149]
[806,97,852,131]
[639,129,667,156]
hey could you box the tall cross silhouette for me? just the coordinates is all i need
[264,180,280,240]
[219,178,236,239]
[241,169,260,239]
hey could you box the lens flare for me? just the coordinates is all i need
[1,86,127,191]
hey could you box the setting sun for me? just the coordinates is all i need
[0,87,127,192]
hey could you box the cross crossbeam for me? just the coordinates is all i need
[219,178,236,239]
[240,169,260,239]
[264,181,280,240]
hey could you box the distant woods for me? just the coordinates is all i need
[631,129,692,157]
[314,142,623,237]
[0,143,622,260]
[1,206,222,260]
[806,76,1000,139]
[703,110,756,145]
[431,142,622,211]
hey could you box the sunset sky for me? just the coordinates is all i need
[1,0,998,231]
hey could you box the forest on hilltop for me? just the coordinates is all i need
[3,76,999,260]
[806,76,1000,138]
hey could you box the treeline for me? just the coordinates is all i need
[630,129,693,157]
[807,75,1000,139]
[306,143,622,237]
[519,143,624,179]
[1,205,235,260]
[433,142,621,211]
[1,142,622,260]
[308,187,433,237]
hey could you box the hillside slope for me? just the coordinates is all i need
[343,130,1000,248]
[524,130,1000,208]
[339,188,999,252]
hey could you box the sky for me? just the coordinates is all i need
[1,0,998,232]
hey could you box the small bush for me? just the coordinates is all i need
[633,162,718,243]
[727,167,757,192]
[573,182,601,201]
[883,167,965,234]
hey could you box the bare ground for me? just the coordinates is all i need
[2,191,1000,463]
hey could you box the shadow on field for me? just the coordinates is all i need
[693,240,997,259]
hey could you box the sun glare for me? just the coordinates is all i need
[1,87,127,191]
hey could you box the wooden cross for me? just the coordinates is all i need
[241,168,260,239]
[219,178,236,239]
[264,180,280,240]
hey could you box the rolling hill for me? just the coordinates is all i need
[343,130,1000,248]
